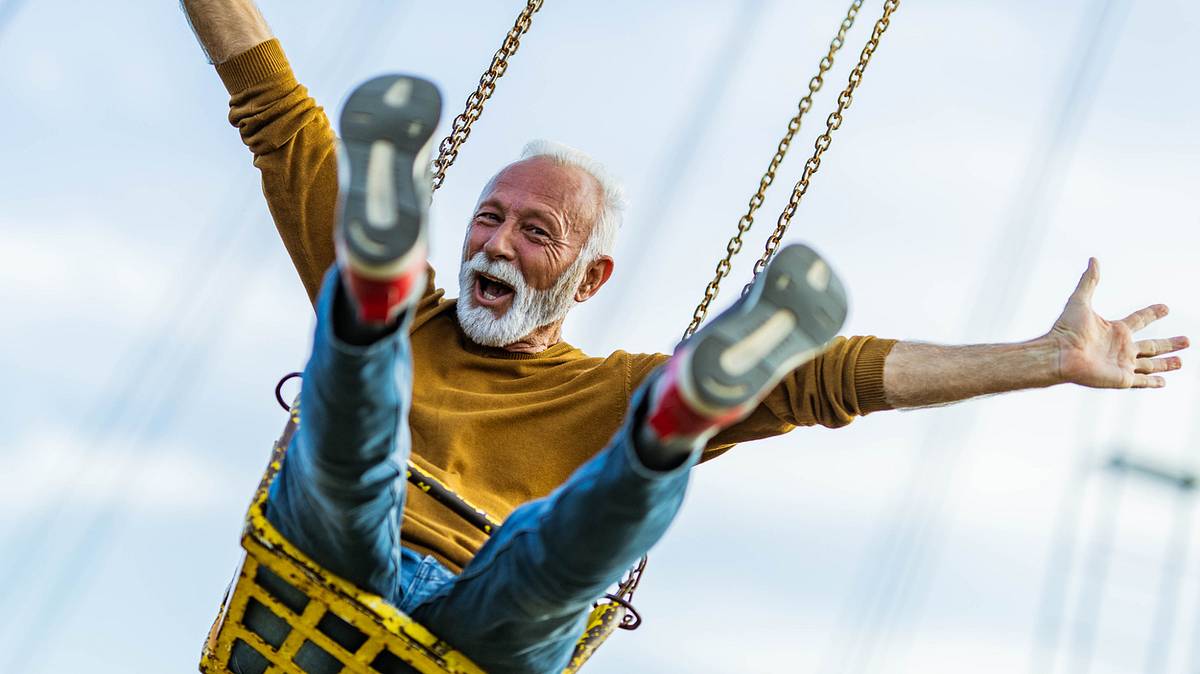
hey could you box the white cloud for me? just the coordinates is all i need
[0,426,240,519]
[0,217,175,326]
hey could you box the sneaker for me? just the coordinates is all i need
[648,244,848,442]
[335,74,442,325]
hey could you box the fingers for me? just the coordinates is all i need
[1121,304,1169,332]
[1069,257,1100,304]
[1135,356,1182,374]
[1132,374,1166,389]
[1136,336,1190,357]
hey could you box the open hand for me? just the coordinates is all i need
[1048,258,1189,389]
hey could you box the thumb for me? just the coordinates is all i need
[1069,257,1099,304]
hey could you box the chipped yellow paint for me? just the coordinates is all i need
[564,602,625,673]
[200,410,486,674]
[200,404,623,674]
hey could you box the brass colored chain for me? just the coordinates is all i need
[745,0,899,289]
[683,0,867,339]
[430,0,545,193]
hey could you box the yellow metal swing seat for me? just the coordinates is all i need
[200,404,630,674]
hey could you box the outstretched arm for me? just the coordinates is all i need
[181,0,272,64]
[882,258,1189,409]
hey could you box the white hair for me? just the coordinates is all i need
[517,139,627,263]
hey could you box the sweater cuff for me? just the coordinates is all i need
[854,338,897,414]
[215,38,290,95]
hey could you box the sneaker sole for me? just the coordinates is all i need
[337,75,442,277]
[684,244,849,414]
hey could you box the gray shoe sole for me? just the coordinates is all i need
[338,75,442,270]
[685,244,849,413]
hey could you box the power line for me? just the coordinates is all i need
[1064,458,1127,674]
[589,0,770,346]
[1030,372,1200,674]
[0,2,410,668]
[1028,397,1112,674]
[0,0,29,46]
[1141,487,1196,674]
[821,1,1135,672]
[1143,367,1200,674]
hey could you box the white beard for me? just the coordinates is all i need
[456,251,588,347]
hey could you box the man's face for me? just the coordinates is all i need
[455,157,603,346]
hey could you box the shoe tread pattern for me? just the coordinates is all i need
[338,75,442,267]
[688,244,848,411]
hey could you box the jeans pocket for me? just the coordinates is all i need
[399,554,455,613]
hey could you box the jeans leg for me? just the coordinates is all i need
[410,371,700,673]
[266,267,415,600]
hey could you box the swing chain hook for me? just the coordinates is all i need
[597,593,643,631]
[275,372,303,412]
[593,555,648,631]
[430,0,546,193]
[684,0,867,340]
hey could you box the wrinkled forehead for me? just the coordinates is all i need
[476,157,602,237]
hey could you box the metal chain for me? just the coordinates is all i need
[683,0,867,339]
[430,0,545,193]
[745,0,899,289]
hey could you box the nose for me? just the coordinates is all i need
[482,220,517,261]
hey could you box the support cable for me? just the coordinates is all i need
[0,3,409,668]
[589,0,770,346]
[1144,367,1200,674]
[1027,397,1113,674]
[0,0,29,47]
[821,1,1134,672]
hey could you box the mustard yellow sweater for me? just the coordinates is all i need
[216,40,896,572]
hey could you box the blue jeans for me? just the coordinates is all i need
[251,269,698,673]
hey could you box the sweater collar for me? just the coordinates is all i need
[455,318,577,360]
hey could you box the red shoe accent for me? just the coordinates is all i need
[646,357,742,444]
[341,263,424,324]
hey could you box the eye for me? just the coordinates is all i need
[528,225,549,238]
[475,211,502,224]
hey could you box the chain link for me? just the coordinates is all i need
[430,0,545,193]
[744,0,899,291]
[683,1,868,339]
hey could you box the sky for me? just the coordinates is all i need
[0,0,1198,672]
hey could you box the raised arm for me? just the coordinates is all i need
[180,1,338,304]
[882,258,1189,408]
[180,0,272,65]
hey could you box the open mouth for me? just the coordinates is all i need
[475,272,516,305]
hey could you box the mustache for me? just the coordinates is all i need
[464,253,526,293]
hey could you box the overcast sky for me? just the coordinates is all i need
[1,0,1197,672]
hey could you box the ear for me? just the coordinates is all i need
[575,256,614,303]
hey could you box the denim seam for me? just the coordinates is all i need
[385,334,404,599]
[413,519,542,611]
[403,556,452,612]
[401,556,428,608]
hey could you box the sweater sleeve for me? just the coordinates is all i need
[707,335,896,449]
[216,39,337,306]
[626,335,897,456]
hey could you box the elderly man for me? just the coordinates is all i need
[184,2,1188,672]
